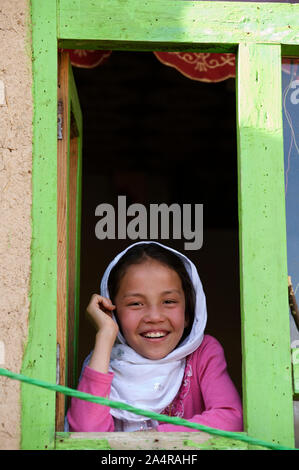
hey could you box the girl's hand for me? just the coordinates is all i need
[86,294,119,339]
[87,294,118,373]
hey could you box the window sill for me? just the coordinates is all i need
[55,431,255,450]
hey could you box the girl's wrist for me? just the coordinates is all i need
[88,330,116,374]
[95,327,117,344]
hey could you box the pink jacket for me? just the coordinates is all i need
[67,335,243,433]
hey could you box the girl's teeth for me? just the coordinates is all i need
[144,332,167,338]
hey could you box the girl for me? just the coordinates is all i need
[66,241,243,432]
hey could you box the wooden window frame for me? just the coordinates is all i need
[21,0,299,450]
[56,51,83,431]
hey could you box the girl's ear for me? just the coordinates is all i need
[184,314,189,329]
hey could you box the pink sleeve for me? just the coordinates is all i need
[67,366,115,432]
[157,337,243,433]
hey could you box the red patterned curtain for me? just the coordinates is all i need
[64,49,235,82]
[65,49,299,82]
[153,52,235,82]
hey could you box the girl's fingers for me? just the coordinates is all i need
[92,294,116,313]
[99,300,116,314]
[100,297,116,310]
[87,297,115,326]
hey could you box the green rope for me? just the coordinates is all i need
[0,367,297,451]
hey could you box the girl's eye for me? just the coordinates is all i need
[164,299,177,304]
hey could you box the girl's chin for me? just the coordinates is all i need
[136,344,178,360]
[141,351,169,360]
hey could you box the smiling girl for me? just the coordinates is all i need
[66,242,243,432]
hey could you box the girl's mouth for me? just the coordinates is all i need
[141,331,169,339]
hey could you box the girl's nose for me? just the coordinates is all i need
[144,306,164,322]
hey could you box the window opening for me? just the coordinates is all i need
[71,51,242,399]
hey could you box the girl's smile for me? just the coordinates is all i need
[114,259,188,360]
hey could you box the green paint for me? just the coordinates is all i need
[65,58,71,404]
[55,434,260,451]
[68,63,83,387]
[184,438,266,451]
[74,131,82,386]
[55,433,111,450]
[58,0,299,52]
[21,0,58,450]
[56,433,258,451]
[236,43,294,448]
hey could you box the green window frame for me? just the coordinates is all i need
[21,0,299,450]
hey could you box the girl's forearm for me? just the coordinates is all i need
[88,330,115,374]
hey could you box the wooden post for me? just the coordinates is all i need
[236,43,295,447]
[56,53,83,427]
[21,0,58,450]
[56,50,70,431]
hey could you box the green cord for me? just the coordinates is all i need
[0,367,297,451]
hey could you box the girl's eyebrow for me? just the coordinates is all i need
[162,289,181,295]
[123,293,144,298]
[123,289,182,298]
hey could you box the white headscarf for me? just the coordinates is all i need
[80,241,207,431]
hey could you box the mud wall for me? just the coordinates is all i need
[0,0,32,450]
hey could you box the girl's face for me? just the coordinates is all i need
[114,259,188,360]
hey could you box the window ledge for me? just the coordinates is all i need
[55,431,259,450]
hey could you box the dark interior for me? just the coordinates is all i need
[72,51,242,396]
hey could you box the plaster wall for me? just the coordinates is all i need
[0,0,32,450]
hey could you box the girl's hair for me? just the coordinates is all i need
[108,243,195,340]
